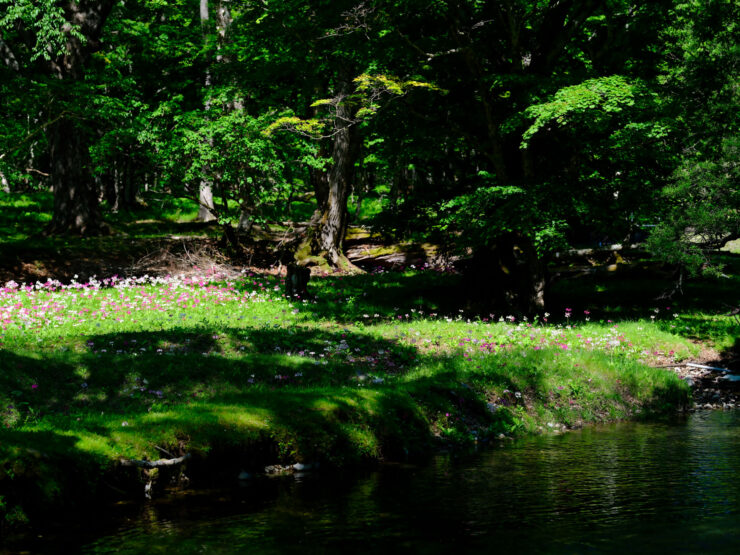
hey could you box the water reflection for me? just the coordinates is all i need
[24,412,740,553]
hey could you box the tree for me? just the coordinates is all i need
[647,0,740,285]
[369,0,676,312]
[1,0,116,234]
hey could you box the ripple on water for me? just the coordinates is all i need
[21,411,740,554]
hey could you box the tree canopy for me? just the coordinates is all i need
[1,0,737,309]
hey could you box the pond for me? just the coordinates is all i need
[13,411,740,554]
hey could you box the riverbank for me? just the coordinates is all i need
[11,410,740,554]
[5,264,734,535]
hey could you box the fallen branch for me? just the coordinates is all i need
[685,362,732,373]
[120,453,191,469]
[652,362,733,373]
[25,168,51,177]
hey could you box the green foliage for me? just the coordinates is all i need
[646,0,740,275]
[0,0,84,61]
[522,76,645,147]
[438,185,527,247]
[648,137,740,276]
[0,0,736,295]
[140,93,318,226]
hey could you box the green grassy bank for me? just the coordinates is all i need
[3,266,728,533]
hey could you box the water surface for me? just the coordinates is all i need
[18,411,740,553]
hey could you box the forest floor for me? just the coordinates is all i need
[1,192,739,534]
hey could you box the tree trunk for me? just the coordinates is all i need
[41,0,115,235]
[196,0,234,224]
[196,0,217,223]
[465,233,546,315]
[121,159,139,210]
[198,182,216,221]
[47,117,102,235]
[299,84,360,270]
[0,167,9,193]
[317,115,359,266]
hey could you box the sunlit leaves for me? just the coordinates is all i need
[521,76,644,147]
[0,0,84,61]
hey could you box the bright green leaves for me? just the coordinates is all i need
[265,73,442,137]
[0,0,84,62]
[263,116,325,137]
[353,73,442,95]
[521,76,643,147]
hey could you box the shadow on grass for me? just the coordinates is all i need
[0,429,114,527]
[1,324,548,459]
[547,254,740,342]
[242,270,465,324]
[1,316,694,528]
[115,220,219,238]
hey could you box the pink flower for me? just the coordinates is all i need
[31,384,38,389]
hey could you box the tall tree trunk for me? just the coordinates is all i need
[196,0,234,224]
[47,117,102,235]
[318,114,359,265]
[122,159,139,210]
[42,0,115,235]
[298,83,360,270]
[197,0,217,223]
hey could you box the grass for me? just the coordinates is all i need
[2,265,722,529]
[0,191,737,531]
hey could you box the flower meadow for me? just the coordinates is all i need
[0,268,696,388]
[1,265,716,532]
[0,265,702,525]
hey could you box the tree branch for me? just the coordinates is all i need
[120,453,191,469]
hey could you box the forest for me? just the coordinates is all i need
[0,0,739,547]
[1,0,736,301]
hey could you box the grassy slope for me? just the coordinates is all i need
[0,191,738,530]
[0,269,711,527]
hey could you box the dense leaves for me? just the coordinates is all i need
[0,0,737,291]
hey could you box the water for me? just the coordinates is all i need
[15,411,740,553]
